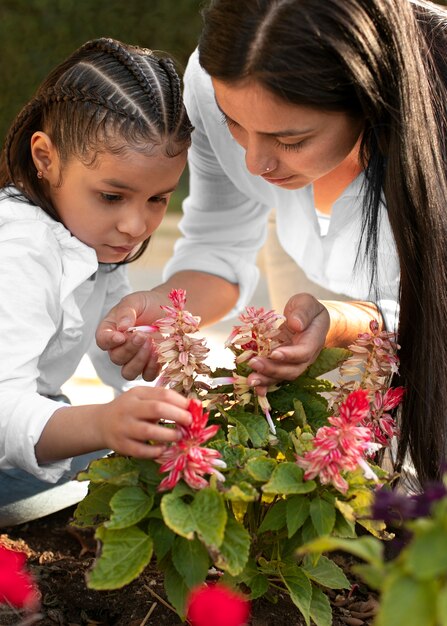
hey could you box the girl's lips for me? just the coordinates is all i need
[107,245,136,254]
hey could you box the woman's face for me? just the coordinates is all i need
[212,77,364,189]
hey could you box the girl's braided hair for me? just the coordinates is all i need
[0,37,193,262]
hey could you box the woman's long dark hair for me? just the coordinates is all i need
[0,37,193,265]
[199,0,447,487]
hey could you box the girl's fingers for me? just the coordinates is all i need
[120,339,155,380]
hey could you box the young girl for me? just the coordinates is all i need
[0,37,194,525]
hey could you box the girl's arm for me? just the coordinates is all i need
[35,386,192,464]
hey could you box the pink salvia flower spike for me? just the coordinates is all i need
[156,398,226,492]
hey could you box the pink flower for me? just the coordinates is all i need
[296,389,375,493]
[157,399,226,492]
[364,386,405,446]
[225,306,284,363]
[187,584,250,626]
[0,545,40,609]
[151,289,211,394]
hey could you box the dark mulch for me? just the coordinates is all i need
[0,507,378,626]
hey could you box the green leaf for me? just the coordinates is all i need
[234,559,269,599]
[302,555,350,590]
[163,559,189,619]
[310,497,336,536]
[376,574,438,626]
[147,518,175,561]
[262,462,317,495]
[301,517,319,544]
[258,499,287,534]
[280,564,312,625]
[132,458,163,486]
[310,584,332,626]
[77,456,139,486]
[161,488,227,548]
[298,535,384,568]
[352,563,385,592]
[105,487,154,529]
[406,526,447,580]
[229,412,270,447]
[215,515,250,576]
[246,457,277,482]
[286,496,310,538]
[223,481,259,502]
[88,526,153,589]
[172,536,210,588]
[306,347,351,378]
[72,483,119,528]
[332,510,357,538]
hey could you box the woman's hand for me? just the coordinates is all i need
[99,387,192,459]
[96,290,164,381]
[247,293,330,395]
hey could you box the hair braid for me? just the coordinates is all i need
[158,57,182,134]
[80,38,164,131]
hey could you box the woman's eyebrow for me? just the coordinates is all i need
[214,95,314,137]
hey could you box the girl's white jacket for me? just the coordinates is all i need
[0,191,131,482]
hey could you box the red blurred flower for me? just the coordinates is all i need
[0,545,39,609]
[187,584,250,626]
[157,399,226,491]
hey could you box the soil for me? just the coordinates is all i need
[0,506,379,626]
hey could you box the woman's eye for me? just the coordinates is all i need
[100,193,122,203]
[220,112,238,128]
[276,139,306,152]
[274,139,306,152]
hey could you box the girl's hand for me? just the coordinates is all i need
[246,293,330,395]
[99,387,191,459]
[96,291,163,381]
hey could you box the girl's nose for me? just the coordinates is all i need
[117,208,148,238]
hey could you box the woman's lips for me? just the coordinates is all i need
[262,174,295,185]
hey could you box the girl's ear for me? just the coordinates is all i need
[30,132,60,183]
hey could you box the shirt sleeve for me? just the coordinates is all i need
[0,223,73,482]
[87,266,132,392]
[163,50,271,316]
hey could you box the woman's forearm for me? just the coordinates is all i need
[322,300,384,347]
[152,270,240,326]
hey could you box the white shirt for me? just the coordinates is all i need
[164,50,400,330]
[0,191,131,482]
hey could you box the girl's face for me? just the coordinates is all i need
[46,146,187,263]
[211,77,364,189]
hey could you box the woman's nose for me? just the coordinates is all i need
[244,138,275,176]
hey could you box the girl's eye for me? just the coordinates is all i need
[149,196,169,205]
[274,139,306,152]
[100,193,122,203]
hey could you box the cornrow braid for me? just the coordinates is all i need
[158,57,183,134]
[77,38,164,132]
[0,37,193,225]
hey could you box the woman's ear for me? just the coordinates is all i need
[30,132,60,183]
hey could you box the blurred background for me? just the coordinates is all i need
[0,0,205,211]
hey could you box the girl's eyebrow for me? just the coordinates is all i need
[101,179,178,194]
[214,96,314,137]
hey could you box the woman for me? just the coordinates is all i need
[97,0,447,489]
